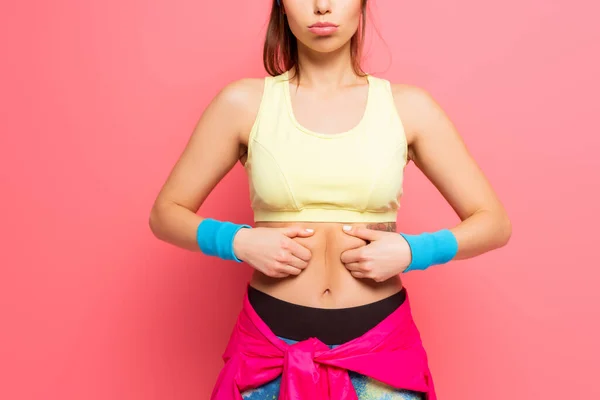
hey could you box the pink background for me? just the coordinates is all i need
[2,0,599,399]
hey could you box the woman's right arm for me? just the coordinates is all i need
[149,79,261,251]
[149,79,314,277]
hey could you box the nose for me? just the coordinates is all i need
[314,0,332,15]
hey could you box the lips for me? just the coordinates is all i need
[308,22,339,36]
[309,22,338,28]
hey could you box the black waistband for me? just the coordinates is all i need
[247,286,406,346]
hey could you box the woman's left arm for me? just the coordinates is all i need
[393,84,512,259]
[340,84,512,280]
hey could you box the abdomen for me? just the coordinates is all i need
[249,221,403,308]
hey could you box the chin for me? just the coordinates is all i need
[303,37,351,54]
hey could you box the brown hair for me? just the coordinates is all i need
[263,0,368,81]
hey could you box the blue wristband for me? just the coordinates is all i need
[196,218,251,262]
[399,229,458,272]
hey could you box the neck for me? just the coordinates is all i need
[291,41,363,90]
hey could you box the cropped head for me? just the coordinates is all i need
[264,0,368,77]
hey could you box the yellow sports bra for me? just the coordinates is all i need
[244,71,408,223]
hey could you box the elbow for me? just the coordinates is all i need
[148,203,165,240]
[497,213,512,248]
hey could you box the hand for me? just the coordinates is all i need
[340,226,412,282]
[232,226,314,278]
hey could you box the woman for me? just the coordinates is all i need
[149,0,512,399]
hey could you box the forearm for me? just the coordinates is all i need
[449,208,512,260]
[149,201,204,252]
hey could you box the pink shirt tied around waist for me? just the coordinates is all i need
[210,286,436,400]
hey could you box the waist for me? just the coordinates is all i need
[250,221,403,308]
[248,285,407,346]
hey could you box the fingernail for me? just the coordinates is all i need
[305,228,314,232]
[342,225,351,231]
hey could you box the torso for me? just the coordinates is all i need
[236,74,418,309]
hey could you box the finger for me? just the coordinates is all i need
[350,271,367,279]
[282,226,315,238]
[340,247,363,264]
[287,241,312,262]
[343,262,363,272]
[276,263,303,276]
[285,254,309,270]
[342,226,381,242]
[345,261,373,273]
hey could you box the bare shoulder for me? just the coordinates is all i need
[217,78,265,110]
[389,83,447,143]
[390,83,436,111]
[389,81,467,168]
[215,78,265,136]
